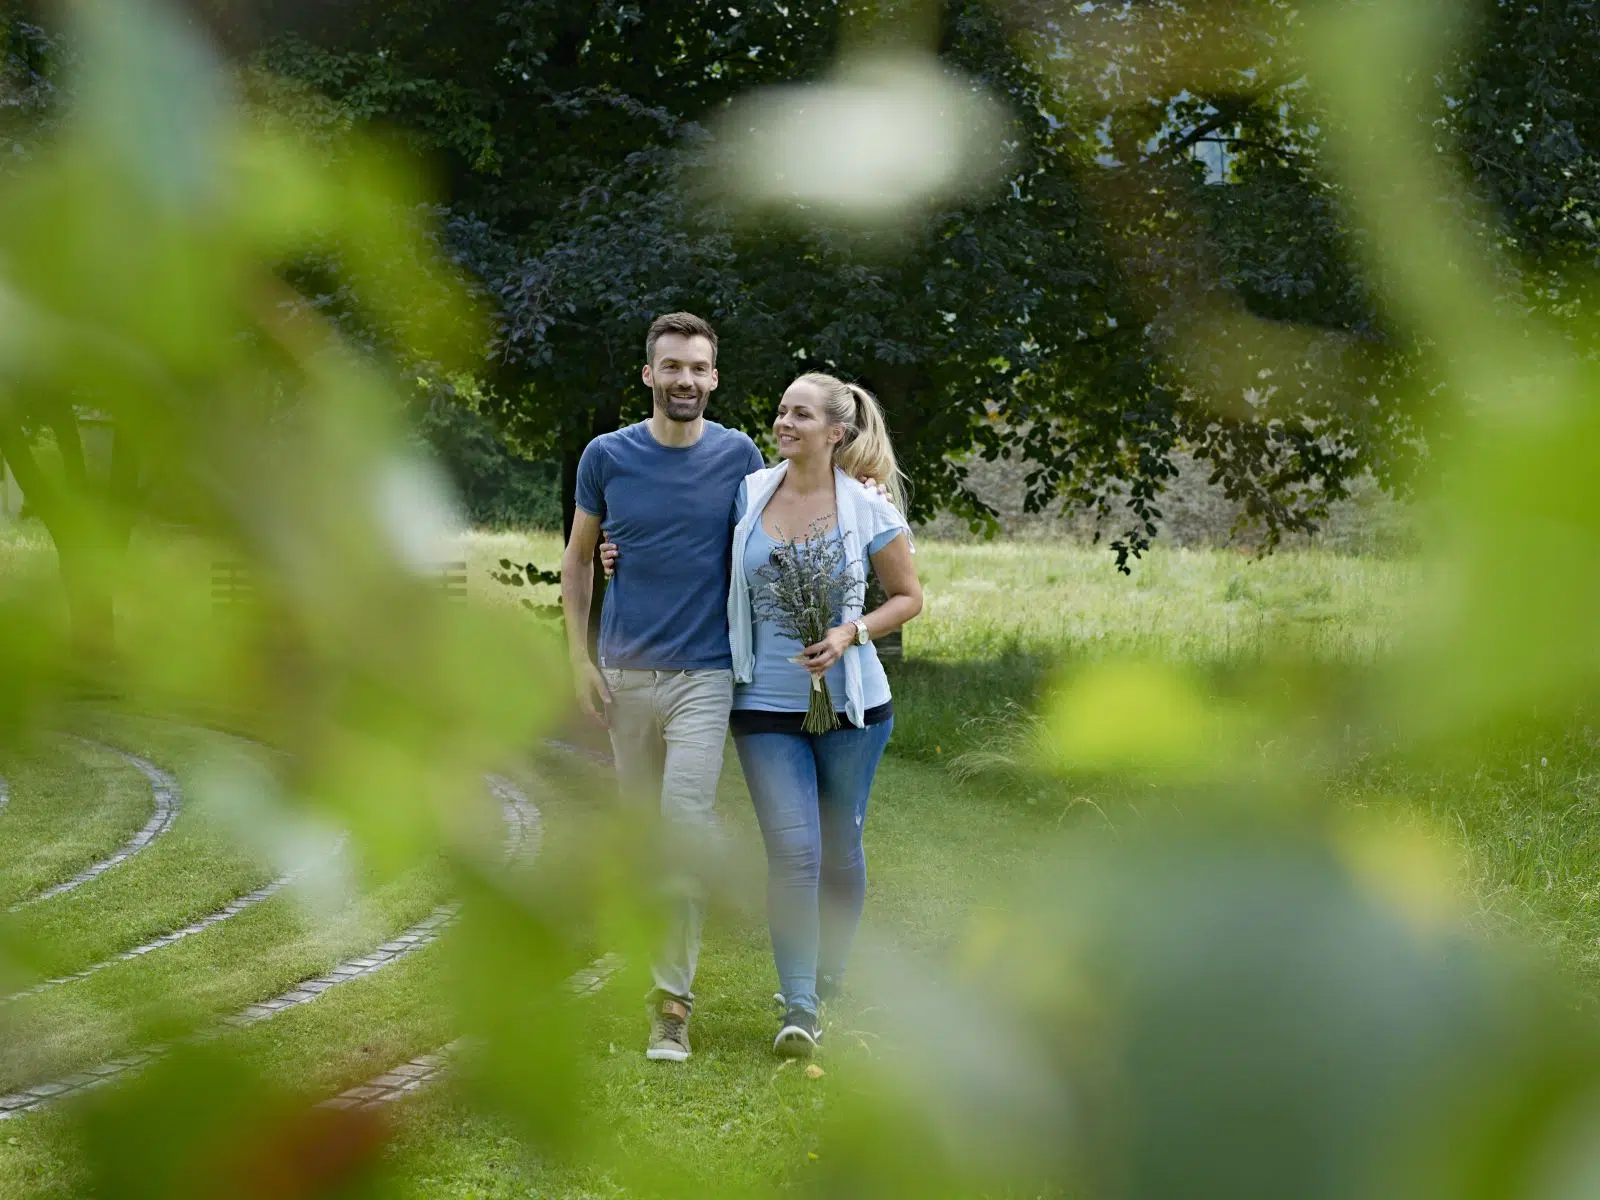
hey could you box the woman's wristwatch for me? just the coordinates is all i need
[852,619,871,646]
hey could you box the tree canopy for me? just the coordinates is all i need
[12,0,1600,559]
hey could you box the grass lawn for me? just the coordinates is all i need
[348,748,1051,1200]
[455,530,1417,760]
[3,720,272,981]
[453,530,1414,667]
[0,739,152,910]
[0,733,1055,1199]
[3,521,1599,1197]
[0,715,455,1100]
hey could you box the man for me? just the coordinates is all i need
[561,311,763,1062]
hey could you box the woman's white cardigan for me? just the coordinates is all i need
[728,462,909,729]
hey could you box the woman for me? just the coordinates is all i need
[726,373,923,1058]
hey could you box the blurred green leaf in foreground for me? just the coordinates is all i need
[6,0,1600,1198]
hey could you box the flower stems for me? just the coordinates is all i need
[805,673,840,734]
[753,516,863,737]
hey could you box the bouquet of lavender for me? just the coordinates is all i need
[753,518,864,734]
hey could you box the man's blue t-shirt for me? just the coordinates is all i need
[575,420,764,670]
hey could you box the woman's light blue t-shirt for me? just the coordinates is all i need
[733,510,900,714]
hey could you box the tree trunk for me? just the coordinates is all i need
[107,421,141,551]
[0,414,130,677]
[57,543,116,670]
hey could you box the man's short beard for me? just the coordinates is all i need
[655,383,707,423]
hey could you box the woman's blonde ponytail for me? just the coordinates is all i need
[836,383,905,510]
[794,372,907,511]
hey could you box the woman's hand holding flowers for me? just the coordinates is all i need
[799,625,855,675]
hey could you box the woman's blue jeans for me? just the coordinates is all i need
[733,717,893,1016]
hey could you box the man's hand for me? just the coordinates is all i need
[799,625,855,675]
[574,659,612,727]
[856,475,891,502]
[599,531,619,578]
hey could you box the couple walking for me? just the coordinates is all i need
[560,311,923,1061]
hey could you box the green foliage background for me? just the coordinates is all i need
[171,0,1600,560]
[5,1,1600,1198]
[411,394,560,530]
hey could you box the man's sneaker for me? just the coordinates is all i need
[774,1006,822,1058]
[646,991,692,1062]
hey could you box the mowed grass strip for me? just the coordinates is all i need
[0,855,452,1095]
[0,726,1062,1200]
[0,704,524,1096]
[371,747,1059,1200]
[4,717,278,982]
[0,739,152,909]
[0,754,577,1197]
[0,944,460,1200]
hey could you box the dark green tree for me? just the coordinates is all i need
[1,8,61,167]
[17,0,1600,561]
[236,1,1154,538]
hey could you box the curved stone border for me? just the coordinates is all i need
[489,773,543,861]
[8,740,181,913]
[317,1040,463,1112]
[226,903,460,1029]
[226,777,541,1027]
[8,770,541,1008]
[4,876,290,1004]
[312,949,627,1115]
[0,773,541,1121]
[1,843,348,1006]
[309,758,618,1115]
[4,729,345,1004]
[567,951,626,998]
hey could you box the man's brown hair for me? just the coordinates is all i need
[645,312,718,365]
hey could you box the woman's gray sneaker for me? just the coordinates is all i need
[775,979,840,1011]
[647,991,692,1061]
[774,1007,822,1058]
